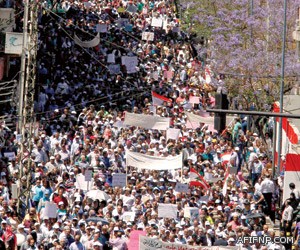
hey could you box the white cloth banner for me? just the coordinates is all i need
[139,236,240,250]
[5,32,23,54]
[123,112,170,130]
[185,112,214,128]
[74,33,100,48]
[126,150,182,170]
[166,128,181,141]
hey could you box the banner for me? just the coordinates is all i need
[0,8,15,32]
[185,111,214,128]
[126,150,182,170]
[5,32,23,55]
[74,33,100,48]
[139,236,240,250]
[123,112,170,130]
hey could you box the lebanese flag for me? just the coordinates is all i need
[189,168,210,189]
[152,91,172,106]
[221,152,231,167]
[273,102,299,168]
[222,168,230,196]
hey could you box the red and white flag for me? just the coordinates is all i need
[151,91,172,106]
[222,168,230,196]
[221,152,231,166]
[189,168,210,189]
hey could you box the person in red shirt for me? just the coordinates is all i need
[53,186,68,208]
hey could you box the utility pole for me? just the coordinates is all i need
[17,0,39,214]
[277,0,287,176]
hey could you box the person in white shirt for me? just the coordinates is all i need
[289,182,300,201]
[260,174,274,217]
[281,199,293,234]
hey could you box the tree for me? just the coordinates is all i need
[181,0,300,110]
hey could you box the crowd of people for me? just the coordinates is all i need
[0,0,300,250]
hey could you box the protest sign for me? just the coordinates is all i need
[116,18,129,28]
[83,2,92,8]
[84,170,93,182]
[108,64,120,75]
[5,32,23,54]
[96,24,107,33]
[107,53,115,63]
[76,174,93,191]
[184,207,199,221]
[175,183,189,193]
[123,56,138,74]
[112,173,127,187]
[142,32,154,41]
[4,152,15,160]
[166,128,180,141]
[158,203,177,219]
[127,4,137,13]
[151,18,163,27]
[121,211,135,222]
[11,184,18,199]
[44,202,57,218]
[128,230,146,250]
[16,134,22,143]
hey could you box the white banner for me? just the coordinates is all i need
[126,150,182,170]
[139,236,240,250]
[166,128,180,141]
[0,8,15,32]
[5,32,23,55]
[74,33,100,48]
[123,112,170,130]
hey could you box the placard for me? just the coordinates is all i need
[123,56,138,74]
[11,184,18,199]
[127,4,137,13]
[76,174,93,191]
[229,166,238,175]
[4,152,15,160]
[121,211,135,222]
[96,24,107,33]
[5,32,23,55]
[0,8,15,32]
[117,7,125,13]
[142,32,154,41]
[166,128,180,141]
[158,203,177,219]
[84,2,92,8]
[107,53,115,63]
[108,64,121,75]
[184,207,199,220]
[117,18,129,28]
[85,170,93,182]
[112,173,127,187]
[175,183,189,193]
[44,202,57,218]
[151,18,163,27]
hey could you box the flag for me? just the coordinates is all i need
[222,168,230,196]
[151,91,172,106]
[221,152,231,167]
[189,168,210,189]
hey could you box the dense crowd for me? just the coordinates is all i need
[0,0,300,250]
